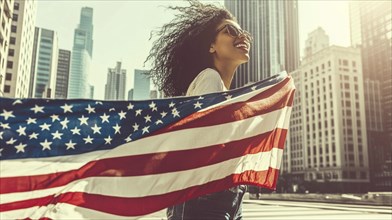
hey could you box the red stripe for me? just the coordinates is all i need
[1,168,279,216]
[0,128,287,194]
[153,77,294,134]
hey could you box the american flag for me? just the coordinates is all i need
[0,71,295,219]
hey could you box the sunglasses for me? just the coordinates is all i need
[216,24,253,41]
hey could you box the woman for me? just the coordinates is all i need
[145,0,252,219]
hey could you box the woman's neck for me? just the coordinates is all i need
[212,61,238,90]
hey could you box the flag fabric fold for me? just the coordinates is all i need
[0,71,295,219]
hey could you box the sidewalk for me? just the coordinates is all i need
[251,192,392,206]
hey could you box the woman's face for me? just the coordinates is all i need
[209,19,251,65]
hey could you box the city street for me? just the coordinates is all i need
[140,197,392,219]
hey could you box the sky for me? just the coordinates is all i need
[36,0,351,99]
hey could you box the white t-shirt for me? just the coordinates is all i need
[186,68,227,96]
[185,68,243,193]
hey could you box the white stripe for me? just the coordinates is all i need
[1,107,291,178]
[200,77,282,112]
[0,203,152,220]
[1,148,283,205]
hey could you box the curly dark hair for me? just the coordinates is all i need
[144,0,235,97]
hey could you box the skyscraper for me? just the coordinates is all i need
[284,29,369,192]
[224,0,300,88]
[0,0,14,96]
[104,61,127,100]
[68,7,93,98]
[55,49,71,99]
[3,0,37,98]
[133,69,150,100]
[349,1,391,190]
[29,27,58,98]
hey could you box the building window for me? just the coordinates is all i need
[5,73,12,81]
[8,49,14,57]
[11,25,17,33]
[4,85,11,93]
[14,3,20,10]
[12,14,18,22]
[7,61,13,69]
[352,61,356,67]
[10,37,16,45]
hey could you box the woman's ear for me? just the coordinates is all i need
[209,44,216,53]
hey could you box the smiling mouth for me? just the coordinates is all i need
[234,43,249,52]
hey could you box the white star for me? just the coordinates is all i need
[160,111,167,118]
[194,101,203,109]
[1,109,15,120]
[83,135,94,144]
[85,104,95,114]
[169,102,175,108]
[95,101,103,105]
[127,103,134,110]
[124,135,132,142]
[144,115,152,123]
[61,104,73,113]
[0,148,3,157]
[78,115,89,126]
[109,108,115,112]
[50,114,60,122]
[15,143,27,153]
[135,109,142,116]
[0,122,10,129]
[172,108,180,118]
[132,123,139,132]
[29,132,38,139]
[70,127,81,135]
[118,111,127,120]
[60,117,70,129]
[12,99,22,105]
[51,130,63,140]
[0,131,3,139]
[26,117,37,124]
[113,124,121,134]
[225,95,232,100]
[251,86,257,91]
[16,126,27,136]
[100,113,110,123]
[6,138,17,145]
[91,124,102,134]
[31,105,44,113]
[142,126,150,134]
[149,102,157,111]
[104,135,112,144]
[65,140,76,150]
[155,120,163,125]
[197,96,204,100]
[40,139,52,150]
[39,123,51,131]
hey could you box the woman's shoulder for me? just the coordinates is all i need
[196,68,221,81]
[186,68,225,96]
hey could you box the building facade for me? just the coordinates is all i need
[3,0,36,98]
[283,28,370,192]
[133,69,150,100]
[0,0,14,96]
[67,7,93,98]
[55,49,71,99]
[104,61,126,100]
[349,1,392,190]
[29,27,58,98]
[224,0,299,88]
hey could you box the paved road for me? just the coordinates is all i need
[139,198,392,219]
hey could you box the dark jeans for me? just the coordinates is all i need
[167,185,247,220]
